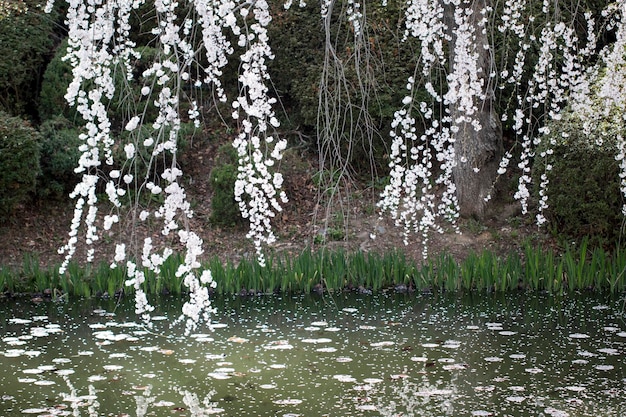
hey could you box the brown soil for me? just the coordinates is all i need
[0,137,541,272]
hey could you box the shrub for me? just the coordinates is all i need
[0,1,58,117]
[209,145,241,227]
[0,112,41,216]
[534,106,624,247]
[37,116,81,199]
[38,39,77,123]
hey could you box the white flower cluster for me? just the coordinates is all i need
[231,0,288,266]
[378,76,458,258]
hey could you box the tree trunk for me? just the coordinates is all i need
[445,0,502,219]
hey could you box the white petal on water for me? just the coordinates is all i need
[597,348,619,355]
[151,316,168,321]
[22,369,44,374]
[363,378,383,384]
[32,316,48,321]
[310,321,327,327]
[411,356,428,362]
[109,353,129,359]
[508,386,525,392]
[592,305,609,310]
[342,308,358,313]
[506,396,525,403]
[471,411,493,416]
[564,385,586,392]
[20,408,50,414]
[571,359,588,365]
[206,354,225,360]
[87,375,107,382]
[466,325,480,330]
[17,378,37,383]
[509,354,526,360]
[353,384,373,391]
[359,325,376,330]
[269,364,287,369]
[179,359,196,364]
[2,337,20,343]
[55,369,75,376]
[303,326,320,331]
[208,373,231,380]
[442,341,462,349]
[325,327,341,332]
[52,358,71,364]
[210,323,228,329]
[213,367,234,373]
[259,384,277,389]
[103,365,124,371]
[4,349,25,357]
[302,338,332,344]
[438,358,455,363]
[603,326,620,332]
[356,405,377,411]
[335,357,353,363]
[333,375,357,383]
[525,368,543,374]
[421,343,439,348]
[484,357,503,362]
[371,341,394,347]
[265,341,294,350]
[228,336,249,343]
[23,350,41,358]
[443,363,468,370]
[77,350,94,356]
[273,399,303,405]
[140,346,160,352]
[316,347,337,353]
[617,332,626,338]
[578,350,597,357]
[154,401,176,407]
[8,318,32,325]
[499,331,517,336]
[6,340,27,346]
[34,380,55,386]
[595,364,615,371]
[568,333,590,339]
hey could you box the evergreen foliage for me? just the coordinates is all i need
[535,104,625,246]
[37,116,81,200]
[0,112,41,216]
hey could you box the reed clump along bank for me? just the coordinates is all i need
[2,239,625,299]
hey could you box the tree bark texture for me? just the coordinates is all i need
[445,0,503,219]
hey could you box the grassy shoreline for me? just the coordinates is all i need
[1,242,626,298]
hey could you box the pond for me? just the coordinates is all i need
[0,292,625,416]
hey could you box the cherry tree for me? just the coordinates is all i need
[43,0,626,327]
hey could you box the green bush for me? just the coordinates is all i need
[0,1,58,117]
[38,39,77,123]
[534,107,624,247]
[37,116,81,199]
[209,145,241,227]
[0,112,41,216]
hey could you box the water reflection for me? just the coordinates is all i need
[1,293,625,416]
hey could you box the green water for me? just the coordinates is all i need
[0,292,625,416]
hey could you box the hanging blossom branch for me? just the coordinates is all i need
[232,0,288,267]
[47,0,287,330]
[377,0,462,257]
